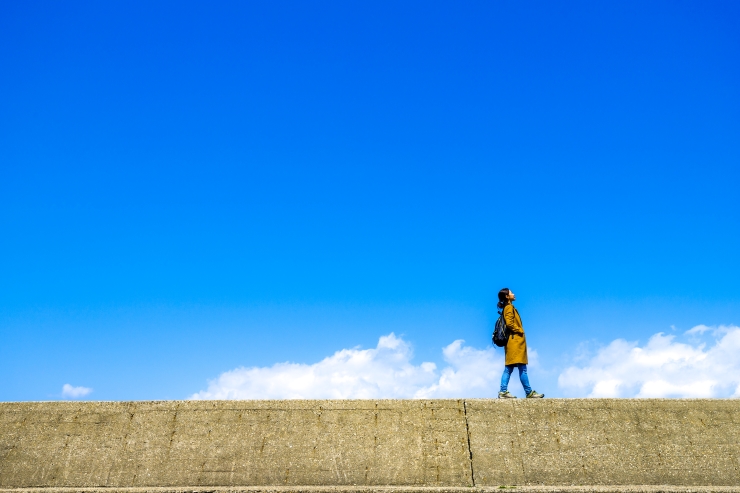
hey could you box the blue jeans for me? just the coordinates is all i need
[500,363,532,395]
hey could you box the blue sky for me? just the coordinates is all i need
[1,1,739,400]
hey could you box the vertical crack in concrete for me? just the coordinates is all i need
[512,400,525,481]
[463,399,476,487]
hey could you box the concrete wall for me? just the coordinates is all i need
[466,399,740,486]
[0,400,471,488]
[1,400,738,488]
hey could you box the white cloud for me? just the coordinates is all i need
[558,325,740,398]
[61,384,92,398]
[685,324,712,335]
[192,325,739,400]
[191,333,507,399]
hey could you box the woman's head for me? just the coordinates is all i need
[497,288,516,308]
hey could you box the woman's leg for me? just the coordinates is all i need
[517,364,532,395]
[500,365,515,393]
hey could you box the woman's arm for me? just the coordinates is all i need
[503,305,524,334]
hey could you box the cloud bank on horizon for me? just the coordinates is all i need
[559,325,740,398]
[191,333,508,399]
[191,326,740,399]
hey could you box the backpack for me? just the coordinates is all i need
[492,310,509,347]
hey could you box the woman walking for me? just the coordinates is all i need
[497,288,544,398]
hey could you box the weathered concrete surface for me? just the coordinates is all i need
[0,400,471,488]
[3,487,740,493]
[466,399,740,486]
[1,400,739,489]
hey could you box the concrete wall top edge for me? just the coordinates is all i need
[0,399,470,412]
[2,398,738,405]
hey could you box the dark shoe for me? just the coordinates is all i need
[498,391,517,399]
[526,390,544,398]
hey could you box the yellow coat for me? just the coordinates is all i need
[503,304,528,365]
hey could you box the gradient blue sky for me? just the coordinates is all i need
[1,1,739,400]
